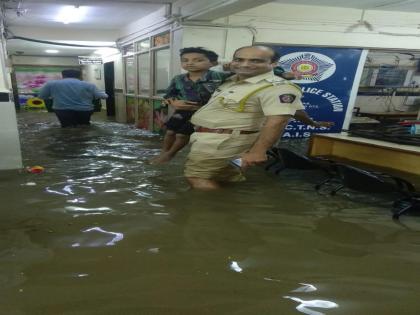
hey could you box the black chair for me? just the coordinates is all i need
[265,148,338,189]
[393,196,420,219]
[332,164,419,219]
[266,147,319,173]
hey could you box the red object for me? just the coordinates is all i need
[26,166,44,174]
[398,120,420,126]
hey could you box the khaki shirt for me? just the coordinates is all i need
[191,71,304,130]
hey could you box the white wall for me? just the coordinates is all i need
[229,3,420,50]
[0,38,22,170]
[0,102,23,169]
[118,6,169,44]
[181,25,253,64]
[10,26,119,42]
[83,64,105,89]
[112,55,124,90]
[12,55,79,66]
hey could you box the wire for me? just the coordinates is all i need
[6,34,116,48]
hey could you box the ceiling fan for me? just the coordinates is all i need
[345,10,375,33]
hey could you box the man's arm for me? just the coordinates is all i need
[294,109,335,128]
[93,87,108,99]
[164,98,200,111]
[241,115,291,168]
[38,83,51,100]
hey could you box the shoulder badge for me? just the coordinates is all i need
[279,94,296,103]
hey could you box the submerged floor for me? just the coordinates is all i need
[1,111,420,315]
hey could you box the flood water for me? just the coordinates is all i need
[1,111,420,315]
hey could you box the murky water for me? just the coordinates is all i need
[1,111,420,315]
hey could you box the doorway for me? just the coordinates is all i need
[104,61,115,116]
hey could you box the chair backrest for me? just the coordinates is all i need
[277,148,318,170]
[336,164,398,194]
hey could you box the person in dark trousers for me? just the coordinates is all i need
[39,69,108,127]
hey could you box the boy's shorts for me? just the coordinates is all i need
[165,111,195,135]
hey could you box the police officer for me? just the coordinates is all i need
[184,45,305,190]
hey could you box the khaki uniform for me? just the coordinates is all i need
[185,71,304,181]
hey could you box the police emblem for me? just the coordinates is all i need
[279,52,336,84]
[279,94,296,103]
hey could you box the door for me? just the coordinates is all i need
[104,61,115,116]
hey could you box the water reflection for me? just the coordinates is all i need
[45,184,96,196]
[72,226,124,247]
[292,283,317,293]
[229,261,243,273]
[65,206,113,217]
[284,296,339,315]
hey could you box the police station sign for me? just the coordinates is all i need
[78,56,103,65]
[270,46,364,138]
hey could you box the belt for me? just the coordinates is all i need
[195,126,259,134]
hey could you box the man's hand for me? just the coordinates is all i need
[164,98,201,110]
[281,72,303,80]
[222,62,232,72]
[314,121,335,128]
[240,151,268,169]
[239,115,291,170]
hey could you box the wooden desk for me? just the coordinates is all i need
[308,133,420,176]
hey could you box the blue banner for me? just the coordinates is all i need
[270,46,363,138]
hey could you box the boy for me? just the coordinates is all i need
[151,47,231,164]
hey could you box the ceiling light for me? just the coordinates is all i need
[46,50,59,54]
[55,5,88,24]
[93,48,119,57]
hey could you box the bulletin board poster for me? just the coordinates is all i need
[136,98,152,130]
[126,96,137,123]
[270,46,363,138]
[14,66,77,106]
[153,99,168,134]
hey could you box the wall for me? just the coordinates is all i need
[11,55,79,66]
[118,6,169,44]
[83,64,105,89]
[0,36,22,170]
[229,3,420,50]
[10,26,119,42]
[181,25,253,63]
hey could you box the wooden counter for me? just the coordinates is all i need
[308,133,420,176]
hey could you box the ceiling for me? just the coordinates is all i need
[4,0,420,57]
[4,0,177,29]
[274,0,420,12]
[3,0,177,57]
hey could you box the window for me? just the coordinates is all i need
[375,67,408,87]
[152,32,170,48]
[123,44,134,56]
[138,53,150,95]
[124,56,136,94]
[122,31,172,131]
[359,68,374,87]
[136,39,150,53]
[154,48,170,96]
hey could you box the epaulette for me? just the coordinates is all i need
[285,81,302,93]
